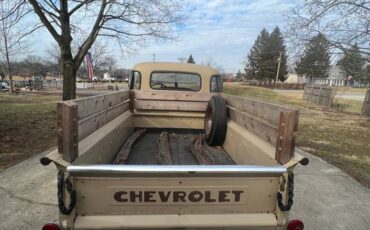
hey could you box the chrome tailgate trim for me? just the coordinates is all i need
[67,164,286,175]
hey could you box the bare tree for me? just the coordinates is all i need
[285,0,370,60]
[48,38,116,79]
[177,57,187,63]
[0,1,40,93]
[79,38,114,76]
[4,0,182,100]
[46,42,60,65]
[99,56,116,72]
[201,57,225,75]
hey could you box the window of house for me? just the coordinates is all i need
[210,75,223,92]
[150,72,201,91]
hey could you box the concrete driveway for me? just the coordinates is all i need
[0,148,58,230]
[291,149,370,229]
[1,148,370,229]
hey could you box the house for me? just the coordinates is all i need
[285,74,306,84]
[313,65,347,86]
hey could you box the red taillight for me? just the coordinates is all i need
[287,219,304,230]
[42,223,60,230]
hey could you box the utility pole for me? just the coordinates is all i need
[275,51,281,82]
[152,54,156,62]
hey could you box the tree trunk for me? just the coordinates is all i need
[60,45,76,100]
[8,75,13,93]
[59,1,76,101]
[61,56,76,100]
[6,57,13,94]
[4,36,13,94]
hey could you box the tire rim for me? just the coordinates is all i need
[205,106,212,136]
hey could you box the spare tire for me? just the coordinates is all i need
[204,95,227,146]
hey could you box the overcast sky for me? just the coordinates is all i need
[31,0,298,73]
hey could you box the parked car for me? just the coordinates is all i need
[1,82,9,91]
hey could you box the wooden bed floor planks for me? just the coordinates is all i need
[114,130,234,165]
[113,129,147,164]
[188,135,216,165]
[156,131,174,164]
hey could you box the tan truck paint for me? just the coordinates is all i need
[46,62,303,230]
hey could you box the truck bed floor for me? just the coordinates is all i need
[125,129,235,165]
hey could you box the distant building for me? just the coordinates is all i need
[285,74,306,84]
[313,65,346,86]
[103,72,115,81]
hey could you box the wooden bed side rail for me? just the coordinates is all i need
[222,94,299,164]
[57,90,130,162]
[275,110,299,164]
[133,90,214,102]
[132,90,213,112]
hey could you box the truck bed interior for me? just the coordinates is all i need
[121,129,235,165]
[58,90,299,168]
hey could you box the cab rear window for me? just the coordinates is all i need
[210,75,223,92]
[150,72,201,91]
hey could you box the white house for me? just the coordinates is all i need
[313,65,347,86]
[285,74,306,84]
[103,72,115,81]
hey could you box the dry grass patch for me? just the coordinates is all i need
[0,93,60,170]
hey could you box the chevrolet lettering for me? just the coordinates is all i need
[113,190,244,203]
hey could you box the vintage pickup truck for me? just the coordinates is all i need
[41,62,308,230]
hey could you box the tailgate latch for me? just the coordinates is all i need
[57,170,76,215]
[277,171,294,211]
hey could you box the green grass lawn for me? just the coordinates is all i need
[224,84,370,188]
[0,93,59,170]
[335,86,368,93]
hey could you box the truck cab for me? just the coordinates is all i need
[129,62,223,93]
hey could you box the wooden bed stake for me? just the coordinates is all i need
[113,129,147,164]
[189,135,215,165]
[156,132,173,164]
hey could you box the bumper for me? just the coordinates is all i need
[71,213,280,230]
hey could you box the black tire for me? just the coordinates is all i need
[204,95,227,146]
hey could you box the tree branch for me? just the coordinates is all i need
[16,23,44,43]
[69,0,95,16]
[73,0,107,69]
[44,0,60,13]
[28,0,60,42]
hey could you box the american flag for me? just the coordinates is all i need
[85,51,94,80]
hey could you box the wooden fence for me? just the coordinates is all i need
[362,89,370,116]
[303,85,333,106]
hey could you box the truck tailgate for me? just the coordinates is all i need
[67,165,286,229]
